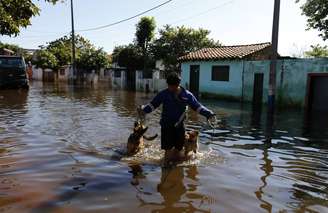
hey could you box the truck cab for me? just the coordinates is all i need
[0,56,29,89]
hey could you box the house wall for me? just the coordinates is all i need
[57,66,71,82]
[111,70,127,89]
[99,68,112,82]
[136,70,166,93]
[242,60,270,103]
[181,58,328,107]
[243,58,328,106]
[32,66,43,81]
[275,58,328,106]
[181,61,244,100]
[42,68,55,82]
[85,70,99,85]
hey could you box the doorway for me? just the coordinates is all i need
[306,73,328,112]
[190,65,200,98]
[126,70,136,91]
[252,73,264,107]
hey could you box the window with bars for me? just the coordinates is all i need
[212,66,230,81]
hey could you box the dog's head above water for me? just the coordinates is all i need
[185,130,199,142]
[184,130,199,156]
[133,121,148,138]
[126,121,148,156]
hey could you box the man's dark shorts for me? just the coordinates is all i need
[161,124,185,151]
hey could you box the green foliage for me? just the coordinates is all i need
[76,48,110,71]
[112,44,144,71]
[304,44,328,57]
[45,34,93,67]
[0,0,62,36]
[33,49,58,70]
[296,0,328,40]
[135,17,156,72]
[0,42,33,61]
[135,17,156,52]
[0,42,25,55]
[31,34,110,71]
[151,25,220,72]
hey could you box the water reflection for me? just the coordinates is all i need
[0,83,328,212]
[136,165,210,213]
[0,89,28,110]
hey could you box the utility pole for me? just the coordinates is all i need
[70,0,76,79]
[268,0,280,111]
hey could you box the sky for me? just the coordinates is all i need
[0,0,327,56]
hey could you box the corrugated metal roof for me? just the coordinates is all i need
[178,42,272,61]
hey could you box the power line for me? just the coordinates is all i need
[150,0,196,16]
[77,0,173,32]
[169,0,234,25]
[4,0,173,37]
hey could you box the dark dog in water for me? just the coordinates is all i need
[127,121,158,156]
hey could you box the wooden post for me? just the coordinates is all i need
[70,0,76,80]
[268,0,280,110]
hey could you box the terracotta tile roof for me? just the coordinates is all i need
[178,42,272,61]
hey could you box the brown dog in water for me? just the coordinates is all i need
[164,130,199,164]
[184,130,199,158]
[127,121,158,156]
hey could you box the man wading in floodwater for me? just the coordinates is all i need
[138,72,216,164]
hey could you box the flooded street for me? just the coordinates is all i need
[0,82,328,213]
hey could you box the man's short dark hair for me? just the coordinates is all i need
[166,72,181,86]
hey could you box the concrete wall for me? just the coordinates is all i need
[136,70,166,93]
[181,58,328,107]
[85,71,99,85]
[57,66,72,82]
[99,68,112,82]
[277,58,327,106]
[111,70,127,89]
[243,58,328,106]
[181,60,244,100]
[32,66,43,81]
[242,60,270,103]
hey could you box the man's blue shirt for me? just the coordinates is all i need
[142,87,214,127]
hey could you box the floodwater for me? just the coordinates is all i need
[0,82,328,213]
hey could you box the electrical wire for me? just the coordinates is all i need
[169,0,234,25]
[77,0,173,32]
[150,0,195,16]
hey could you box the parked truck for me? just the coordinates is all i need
[0,55,29,89]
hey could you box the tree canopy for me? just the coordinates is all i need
[0,42,33,61]
[135,17,156,73]
[76,47,110,71]
[112,20,220,73]
[33,49,58,70]
[112,44,144,71]
[32,34,110,71]
[296,0,328,40]
[304,44,328,57]
[135,17,156,52]
[151,25,220,72]
[0,42,27,55]
[0,0,62,36]
[45,34,93,67]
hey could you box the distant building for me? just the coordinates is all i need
[0,48,15,56]
[179,42,328,110]
[109,60,167,92]
[135,60,167,93]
